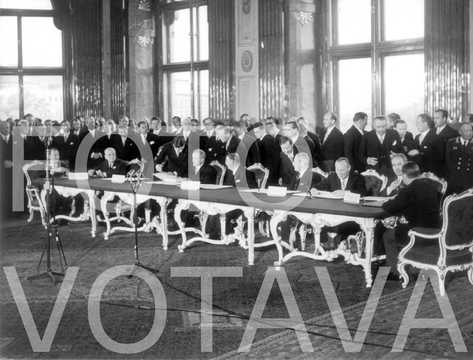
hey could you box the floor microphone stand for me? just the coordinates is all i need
[127,170,159,275]
[28,150,67,285]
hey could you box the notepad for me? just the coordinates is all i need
[200,184,232,190]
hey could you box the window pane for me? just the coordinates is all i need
[0,16,17,66]
[384,0,424,41]
[198,70,209,119]
[23,76,63,121]
[0,76,19,120]
[165,9,191,63]
[169,72,192,118]
[338,58,372,132]
[384,54,424,132]
[336,0,371,45]
[198,6,208,61]
[22,17,62,67]
[0,0,52,10]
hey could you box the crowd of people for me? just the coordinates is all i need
[1,109,472,280]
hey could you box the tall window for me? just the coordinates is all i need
[328,0,424,132]
[0,0,64,121]
[159,0,209,122]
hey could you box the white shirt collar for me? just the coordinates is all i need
[419,129,430,143]
[323,126,335,141]
[354,124,364,135]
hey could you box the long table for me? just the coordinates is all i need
[40,177,387,287]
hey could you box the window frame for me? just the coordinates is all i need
[0,7,65,120]
[325,0,424,123]
[156,0,209,123]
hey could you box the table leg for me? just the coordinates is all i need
[158,198,169,250]
[88,191,97,238]
[362,222,375,288]
[245,208,255,266]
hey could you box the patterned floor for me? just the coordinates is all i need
[0,217,472,359]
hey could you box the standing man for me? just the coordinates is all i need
[412,114,442,176]
[53,121,79,170]
[445,123,473,194]
[434,109,459,178]
[394,120,417,158]
[364,116,402,175]
[189,149,217,185]
[320,112,344,172]
[344,112,368,173]
[278,136,297,189]
[253,122,280,186]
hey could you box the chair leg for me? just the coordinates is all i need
[27,207,34,223]
[398,262,410,289]
[299,225,307,251]
[467,266,473,286]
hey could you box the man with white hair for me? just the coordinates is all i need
[214,125,240,165]
[292,152,322,191]
[88,147,127,178]
[312,157,366,196]
[189,149,217,185]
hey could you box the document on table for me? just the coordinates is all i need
[309,191,344,200]
[199,184,232,190]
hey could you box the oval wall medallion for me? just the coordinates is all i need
[241,50,253,72]
[242,0,251,14]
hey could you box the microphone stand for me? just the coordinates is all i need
[28,149,67,285]
[126,168,159,275]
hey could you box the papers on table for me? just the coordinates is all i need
[310,191,344,200]
[199,184,232,190]
[361,196,390,202]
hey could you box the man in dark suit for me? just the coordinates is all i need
[434,109,459,178]
[381,162,442,279]
[445,123,473,194]
[292,153,323,192]
[111,125,140,162]
[254,122,280,186]
[394,120,417,158]
[53,121,79,170]
[235,121,261,167]
[136,120,161,159]
[320,112,344,172]
[364,116,403,175]
[88,147,128,178]
[213,125,240,165]
[154,136,188,177]
[344,112,368,173]
[188,149,217,185]
[411,114,442,176]
[283,121,317,167]
[278,136,298,189]
[150,117,173,150]
[312,157,367,246]
[313,157,366,196]
[200,118,218,162]
[223,153,258,189]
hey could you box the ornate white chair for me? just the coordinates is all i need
[22,162,46,227]
[398,189,473,296]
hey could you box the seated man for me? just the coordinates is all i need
[155,136,188,177]
[380,162,442,280]
[312,157,366,196]
[223,153,258,189]
[189,149,217,185]
[292,152,324,191]
[311,157,367,248]
[382,153,408,197]
[88,147,128,178]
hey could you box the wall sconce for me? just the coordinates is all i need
[294,11,313,25]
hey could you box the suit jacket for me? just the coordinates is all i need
[279,152,297,189]
[111,136,140,162]
[383,178,441,238]
[293,136,317,167]
[189,164,217,185]
[445,137,473,193]
[238,133,261,167]
[258,134,281,185]
[200,131,219,162]
[344,125,366,172]
[155,142,188,177]
[320,127,344,168]
[214,136,240,165]
[223,166,258,189]
[414,130,442,176]
[94,159,128,178]
[364,130,402,174]
[436,125,459,177]
[53,133,79,170]
[292,169,323,192]
[399,132,417,156]
[315,172,367,196]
